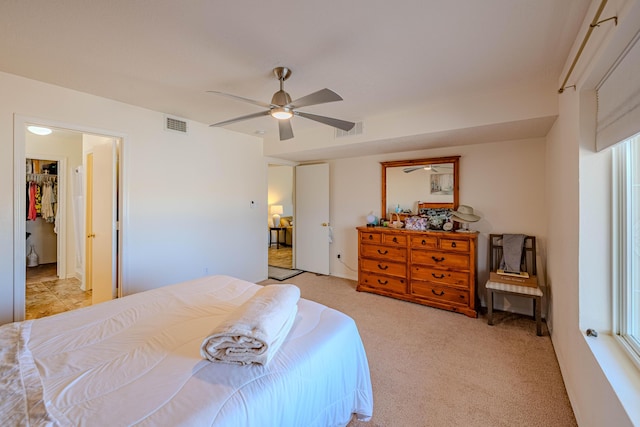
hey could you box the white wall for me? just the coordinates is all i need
[25,219,56,264]
[0,71,268,325]
[547,80,634,427]
[545,0,640,425]
[329,138,547,316]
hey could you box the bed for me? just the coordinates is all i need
[1,275,373,426]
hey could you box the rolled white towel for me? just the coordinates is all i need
[200,284,300,365]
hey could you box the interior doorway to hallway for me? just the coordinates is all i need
[267,164,294,270]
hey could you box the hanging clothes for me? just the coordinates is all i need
[26,173,58,222]
[41,181,55,223]
[28,182,37,220]
[35,183,42,215]
[26,181,29,218]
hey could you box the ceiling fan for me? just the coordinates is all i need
[208,67,355,141]
[403,165,454,173]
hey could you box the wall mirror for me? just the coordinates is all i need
[381,156,459,219]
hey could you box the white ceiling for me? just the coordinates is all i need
[0,1,591,161]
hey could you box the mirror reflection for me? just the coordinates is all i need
[381,156,459,218]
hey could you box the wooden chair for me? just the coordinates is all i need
[485,234,543,336]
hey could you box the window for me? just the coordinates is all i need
[614,133,640,366]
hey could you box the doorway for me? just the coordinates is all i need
[25,154,92,319]
[267,164,294,270]
[14,117,123,322]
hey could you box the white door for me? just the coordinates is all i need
[295,163,330,274]
[87,140,117,304]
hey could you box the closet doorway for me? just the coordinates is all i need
[267,164,294,270]
[15,118,123,321]
[25,153,84,319]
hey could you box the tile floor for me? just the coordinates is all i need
[25,263,92,320]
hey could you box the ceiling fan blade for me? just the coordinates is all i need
[287,88,343,109]
[278,119,294,141]
[403,166,424,173]
[207,91,272,109]
[295,111,355,132]
[210,111,270,127]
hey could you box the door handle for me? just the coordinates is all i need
[322,222,329,227]
[87,233,95,238]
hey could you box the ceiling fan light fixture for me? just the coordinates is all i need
[270,108,293,120]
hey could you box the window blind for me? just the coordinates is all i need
[596,29,640,151]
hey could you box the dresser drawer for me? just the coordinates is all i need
[359,271,406,294]
[439,238,470,252]
[361,258,406,278]
[411,265,469,288]
[410,235,438,248]
[381,233,407,246]
[411,281,469,305]
[411,250,469,269]
[360,232,382,243]
[361,244,407,261]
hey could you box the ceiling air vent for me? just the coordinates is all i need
[335,121,363,138]
[165,116,188,134]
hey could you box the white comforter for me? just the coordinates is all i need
[1,275,373,426]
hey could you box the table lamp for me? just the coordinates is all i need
[271,205,283,227]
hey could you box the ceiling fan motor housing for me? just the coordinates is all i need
[271,90,292,107]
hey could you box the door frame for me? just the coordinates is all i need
[13,114,126,321]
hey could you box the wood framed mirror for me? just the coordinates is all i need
[381,156,459,219]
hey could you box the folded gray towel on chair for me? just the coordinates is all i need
[499,234,526,273]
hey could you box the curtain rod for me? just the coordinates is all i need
[559,0,617,93]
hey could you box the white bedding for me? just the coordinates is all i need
[1,275,373,426]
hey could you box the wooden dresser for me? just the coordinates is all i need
[357,226,478,317]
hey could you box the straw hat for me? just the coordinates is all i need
[451,205,480,223]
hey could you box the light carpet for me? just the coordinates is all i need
[260,272,576,427]
[268,266,304,281]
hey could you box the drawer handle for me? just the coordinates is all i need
[432,289,445,296]
[377,279,388,285]
[451,242,457,248]
[392,237,398,243]
[378,249,388,255]
[432,273,445,279]
[377,264,388,270]
[431,256,445,262]
[368,234,373,240]
[421,239,427,245]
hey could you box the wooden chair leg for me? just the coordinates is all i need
[487,289,494,326]
[534,296,542,336]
